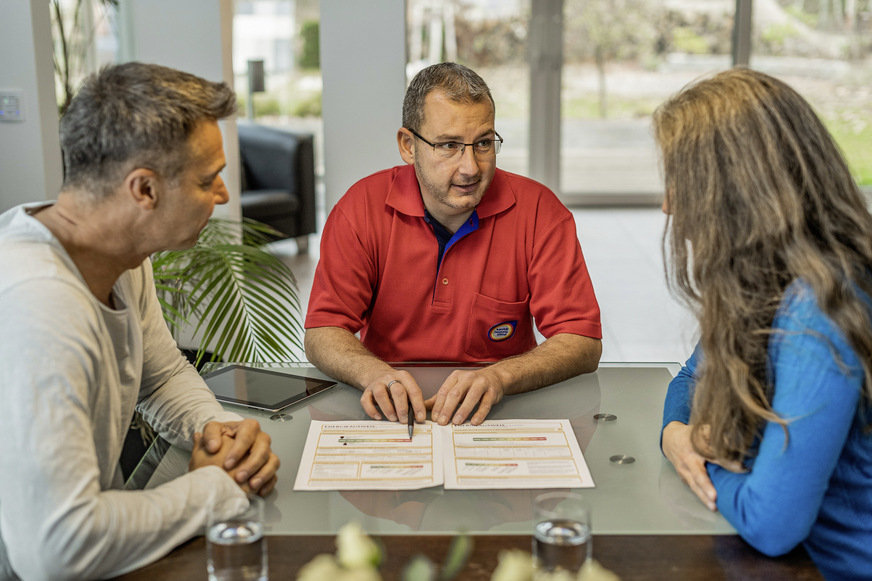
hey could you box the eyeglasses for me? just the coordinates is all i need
[407,128,503,159]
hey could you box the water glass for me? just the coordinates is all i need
[206,494,268,581]
[532,491,592,574]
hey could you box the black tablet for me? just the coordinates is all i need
[202,365,336,412]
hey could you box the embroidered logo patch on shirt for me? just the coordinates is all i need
[488,320,517,342]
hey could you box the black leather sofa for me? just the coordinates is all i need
[237,123,317,252]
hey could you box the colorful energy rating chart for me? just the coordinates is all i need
[294,419,593,491]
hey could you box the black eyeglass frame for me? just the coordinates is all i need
[406,128,503,157]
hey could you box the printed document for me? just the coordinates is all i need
[294,419,593,491]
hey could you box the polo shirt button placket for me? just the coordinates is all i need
[442,277,449,286]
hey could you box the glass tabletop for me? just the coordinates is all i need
[129,362,734,536]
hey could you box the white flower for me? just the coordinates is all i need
[297,554,344,581]
[296,553,383,581]
[490,549,621,581]
[336,521,382,569]
[491,549,535,581]
[337,568,383,581]
[298,525,622,581]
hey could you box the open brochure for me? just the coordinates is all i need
[293,419,594,491]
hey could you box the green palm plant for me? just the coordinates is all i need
[152,218,304,367]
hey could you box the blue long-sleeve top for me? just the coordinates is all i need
[662,280,872,581]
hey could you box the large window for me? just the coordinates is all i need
[403,0,871,204]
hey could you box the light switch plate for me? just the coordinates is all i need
[0,91,25,122]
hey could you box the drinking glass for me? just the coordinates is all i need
[532,491,592,574]
[206,494,268,581]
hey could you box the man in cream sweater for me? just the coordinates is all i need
[0,62,279,580]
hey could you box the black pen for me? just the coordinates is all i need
[408,401,415,440]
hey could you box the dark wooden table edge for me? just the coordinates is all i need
[111,533,822,581]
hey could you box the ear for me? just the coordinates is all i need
[124,168,161,210]
[397,128,416,165]
[661,185,672,215]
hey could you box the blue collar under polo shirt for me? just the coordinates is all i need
[423,208,480,271]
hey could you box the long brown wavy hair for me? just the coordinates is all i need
[654,67,872,464]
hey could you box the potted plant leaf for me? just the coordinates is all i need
[121,217,303,471]
[151,217,304,367]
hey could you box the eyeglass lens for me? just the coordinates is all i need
[434,139,501,158]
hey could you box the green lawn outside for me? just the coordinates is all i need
[826,119,872,186]
[562,94,660,120]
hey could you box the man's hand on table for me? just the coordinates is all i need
[193,419,280,495]
[662,421,717,511]
[427,368,505,426]
[360,367,505,427]
[360,369,427,425]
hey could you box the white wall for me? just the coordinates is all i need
[320,0,408,209]
[121,0,241,220]
[0,0,64,212]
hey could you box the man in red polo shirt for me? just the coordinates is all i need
[305,62,602,427]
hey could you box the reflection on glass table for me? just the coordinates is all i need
[127,362,735,536]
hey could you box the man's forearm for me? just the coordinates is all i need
[306,326,430,422]
[304,326,395,390]
[485,333,601,395]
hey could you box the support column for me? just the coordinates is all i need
[732,0,753,66]
[320,0,407,211]
[528,0,563,195]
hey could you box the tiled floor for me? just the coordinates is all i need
[271,207,698,365]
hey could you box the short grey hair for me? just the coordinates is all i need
[402,62,495,132]
[59,62,237,198]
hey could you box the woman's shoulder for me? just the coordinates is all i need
[779,279,820,315]
[773,278,866,367]
[779,278,871,325]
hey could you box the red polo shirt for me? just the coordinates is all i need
[305,165,601,362]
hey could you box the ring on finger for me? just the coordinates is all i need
[386,380,402,389]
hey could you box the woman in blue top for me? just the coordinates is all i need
[656,68,872,581]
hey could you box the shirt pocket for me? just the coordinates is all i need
[464,293,536,360]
